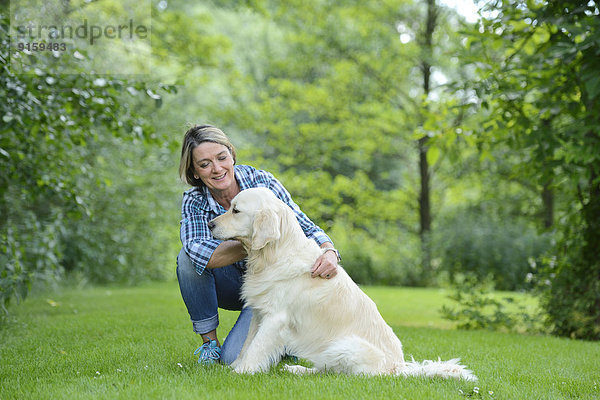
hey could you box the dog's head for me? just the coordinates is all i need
[209,187,291,251]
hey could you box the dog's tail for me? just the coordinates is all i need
[397,357,477,381]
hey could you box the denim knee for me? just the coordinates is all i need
[177,248,220,334]
[177,248,196,277]
[176,248,245,337]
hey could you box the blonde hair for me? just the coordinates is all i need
[179,125,237,187]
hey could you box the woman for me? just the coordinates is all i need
[177,125,341,365]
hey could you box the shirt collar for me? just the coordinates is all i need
[203,187,223,214]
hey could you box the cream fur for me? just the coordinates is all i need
[210,187,476,380]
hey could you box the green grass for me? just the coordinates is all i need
[1,282,599,399]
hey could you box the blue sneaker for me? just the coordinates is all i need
[194,339,221,365]
[282,354,299,364]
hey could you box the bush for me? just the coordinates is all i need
[329,219,422,286]
[0,11,174,311]
[439,276,544,333]
[534,217,600,340]
[433,211,552,290]
[59,139,181,285]
[1,207,64,314]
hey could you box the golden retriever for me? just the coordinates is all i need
[210,187,476,380]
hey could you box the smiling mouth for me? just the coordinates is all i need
[213,172,227,181]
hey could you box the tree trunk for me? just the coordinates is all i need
[542,181,554,229]
[418,136,432,276]
[583,166,600,329]
[540,119,554,229]
[418,0,437,280]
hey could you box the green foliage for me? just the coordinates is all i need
[57,138,181,285]
[440,277,544,333]
[181,0,569,291]
[433,210,552,290]
[533,217,600,340]
[467,0,600,339]
[272,169,422,286]
[0,9,175,311]
[151,3,232,78]
[4,0,600,346]
[329,219,422,286]
[202,0,440,285]
[0,208,64,314]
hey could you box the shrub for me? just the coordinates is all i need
[0,10,174,311]
[329,219,422,286]
[59,140,181,285]
[433,211,552,290]
[533,218,600,340]
[440,276,545,333]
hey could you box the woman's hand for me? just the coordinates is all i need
[311,246,339,279]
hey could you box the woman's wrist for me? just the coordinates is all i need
[321,246,341,262]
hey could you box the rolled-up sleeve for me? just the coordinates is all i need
[180,194,222,275]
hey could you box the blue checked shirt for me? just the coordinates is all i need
[180,164,333,275]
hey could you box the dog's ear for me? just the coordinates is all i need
[251,209,281,250]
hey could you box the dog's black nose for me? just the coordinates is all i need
[208,220,215,230]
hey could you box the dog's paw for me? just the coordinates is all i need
[232,362,259,375]
[283,365,319,375]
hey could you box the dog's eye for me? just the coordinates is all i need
[232,208,240,214]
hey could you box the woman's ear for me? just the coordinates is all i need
[251,209,280,250]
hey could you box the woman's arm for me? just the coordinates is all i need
[180,190,246,274]
[205,240,247,269]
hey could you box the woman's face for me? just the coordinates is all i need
[192,142,236,193]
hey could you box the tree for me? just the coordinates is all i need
[0,5,174,312]
[203,0,477,285]
[197,0,423,284]
[469,0,600,339]
[417,0,439,279]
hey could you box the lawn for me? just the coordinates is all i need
[1,281,599,399]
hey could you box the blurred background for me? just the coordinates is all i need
[1,0,599,339]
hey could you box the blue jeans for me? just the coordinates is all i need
[176,248,252,365]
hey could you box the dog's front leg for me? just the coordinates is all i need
[231,312,287,374]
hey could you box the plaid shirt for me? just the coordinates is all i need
[180,164,333,275]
